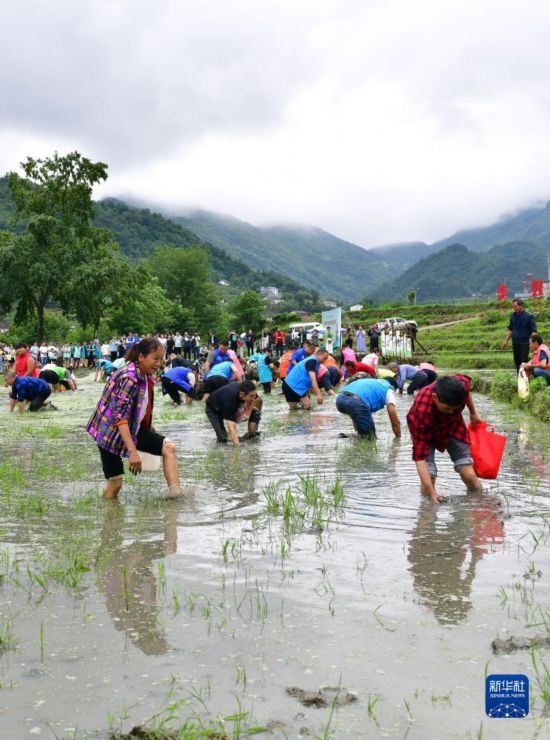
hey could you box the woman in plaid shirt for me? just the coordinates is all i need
[406,375,483,504]
[87,336,182,500]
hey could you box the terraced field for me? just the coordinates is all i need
[343,301,550,370]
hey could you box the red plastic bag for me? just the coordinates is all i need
[468,420,507,479]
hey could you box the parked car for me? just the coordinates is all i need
[377,317,418,331]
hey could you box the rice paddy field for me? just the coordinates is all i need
[0,373,549,739]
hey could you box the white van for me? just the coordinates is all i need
[287,322,325,340]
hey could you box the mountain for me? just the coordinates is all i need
[366,241,432,270]
[368,241,548,303]
[0,178,321,307]
[92,199,322,304]
[429,201,550,253]
[170,210,396,302]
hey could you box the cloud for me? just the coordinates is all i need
[2,0,550,245]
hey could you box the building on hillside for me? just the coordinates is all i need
[260,286,283,303]
[218,279,230,286]
[350,304,363,312]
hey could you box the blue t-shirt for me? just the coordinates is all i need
[285,357,319,396]
[290,348,307,365]
[343,379,394,413]
[11,376,50,401]
[208,361,234,379]
[165,366,194,391]
[210,349,231,368]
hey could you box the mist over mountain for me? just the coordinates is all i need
[171,210,396,302]
[368,240,548,303]
[2,171,549,306]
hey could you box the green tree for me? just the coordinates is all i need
[9,151,108,235]
[230,290,266,333]
[146,245,222,333]
[62,228,131,336]
[0,152,109,340]
[107,270,176,335]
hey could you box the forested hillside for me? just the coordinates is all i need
[368,241,548,303]
[0,179,321,308]
[172,210,396,302]
[3,172,548,307]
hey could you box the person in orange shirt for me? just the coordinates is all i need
[14,342,39,377]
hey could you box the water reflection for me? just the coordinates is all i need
[95,501,178,655]
[408,496,505,624]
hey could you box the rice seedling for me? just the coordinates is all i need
[367,692,381,723]
[262,481,282,515]
[531,645,550,713]
[172,589,181,615]
[221,537,242,563]
[14,492,49,519]
[235,663,247,691]
[156,561,167,595]
[0,615,18,653]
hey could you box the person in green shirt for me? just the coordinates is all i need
[39,362,77,391]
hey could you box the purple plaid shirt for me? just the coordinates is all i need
[86,362,148,456]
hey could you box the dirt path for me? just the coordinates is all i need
[419,316,479,331]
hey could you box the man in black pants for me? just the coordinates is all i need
[502,298,537,373]
[205,380,262,446]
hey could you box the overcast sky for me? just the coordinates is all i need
[2,0,550,247]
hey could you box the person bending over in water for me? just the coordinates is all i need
[406,375,483,504]
[86,336,183,499]
[336,377,401,438]
[282,353,323,409]
[205,380,262,445]
[5,370,52,412]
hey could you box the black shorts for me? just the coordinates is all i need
[39,369,59,385]
[282,379,303,403]
[98,427,165,479]
[204,375,229,395]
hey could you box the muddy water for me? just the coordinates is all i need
[0,376,549,738]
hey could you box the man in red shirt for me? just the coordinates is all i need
[14,342,39,377]
[343,360,375,379]
[406,375,483,504]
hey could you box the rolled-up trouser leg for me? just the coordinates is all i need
[205,405,228,441]
[248,396,263,432]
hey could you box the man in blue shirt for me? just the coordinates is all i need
[387,362,430,395]
[336,378,401,439]
[125,332,141,351]
[204,340,232,373]
[282,354,323,409]
[502,298,537,373]
[289,340,314,367]
[161,365,197,405]
[5,370,52,412]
